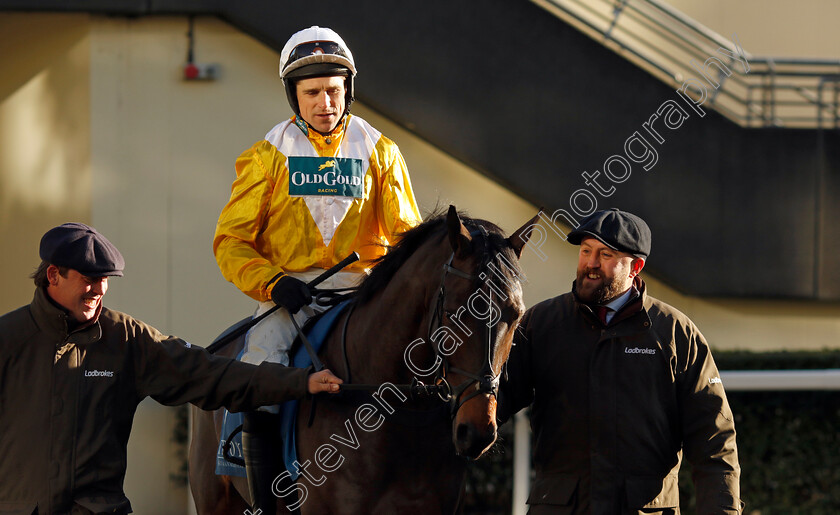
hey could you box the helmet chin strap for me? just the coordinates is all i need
[299,110,350,140]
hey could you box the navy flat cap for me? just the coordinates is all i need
[39,223,125,277]
[567,208,651,258]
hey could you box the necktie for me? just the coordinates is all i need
[595,306,610,325]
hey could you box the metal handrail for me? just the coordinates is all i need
[720,369,840,391]
[533,0,840,128]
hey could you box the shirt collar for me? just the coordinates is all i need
[603,285,636,312]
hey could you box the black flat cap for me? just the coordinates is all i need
[567,208,651,258]
[39,223,125,277]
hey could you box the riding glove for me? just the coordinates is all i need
[270,275,312,314]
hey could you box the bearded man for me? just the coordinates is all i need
[498,208,744,515]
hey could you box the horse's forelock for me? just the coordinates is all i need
[462,219,524,291]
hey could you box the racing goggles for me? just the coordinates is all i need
[287,41,350,66]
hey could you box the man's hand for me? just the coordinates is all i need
[307,369,343,394]
[270,275,312,314]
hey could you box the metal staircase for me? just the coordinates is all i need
[534,0,840,128]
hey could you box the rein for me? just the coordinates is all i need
[289,286,358,372]
[337,301,451,400]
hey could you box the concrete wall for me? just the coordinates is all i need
[1,12,838,513]
[667,0,840,59]
[0,13,91,308]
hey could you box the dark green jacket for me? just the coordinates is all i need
[0,288,309,514]
[499,278,742,515]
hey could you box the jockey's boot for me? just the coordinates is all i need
[242,410,282,515]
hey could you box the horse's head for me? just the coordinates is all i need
[425,206,539,459]
[355,205,539,459]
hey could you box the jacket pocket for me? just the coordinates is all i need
[0,501,37,515]
[625,473,679,510]
[526,474,579,506]
[74,495,132,515]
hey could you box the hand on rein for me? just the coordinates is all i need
[307,368,343,394]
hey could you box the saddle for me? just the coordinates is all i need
[215,300,353,478]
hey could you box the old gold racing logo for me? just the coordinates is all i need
[288,156,364,198]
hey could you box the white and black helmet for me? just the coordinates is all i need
[279,26,356,119]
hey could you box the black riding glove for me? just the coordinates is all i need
[270,275,312,314]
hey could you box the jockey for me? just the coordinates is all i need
[213,26,422,514]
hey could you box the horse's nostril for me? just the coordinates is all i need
[456,423,472,444]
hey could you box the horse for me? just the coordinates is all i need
[189,206,539,514]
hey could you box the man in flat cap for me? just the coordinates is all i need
[498,208,743,515]
[0,223,342,514]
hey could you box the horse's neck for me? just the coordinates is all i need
[345,247,446,385]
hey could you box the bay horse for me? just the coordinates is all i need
[189,206,538,514]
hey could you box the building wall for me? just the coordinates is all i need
[667,0,840,59]
[0,13,91,308]
[1,12,838,513]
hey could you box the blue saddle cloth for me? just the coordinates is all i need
[215,300,351,478]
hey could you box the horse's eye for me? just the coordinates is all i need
[443,310,454,320]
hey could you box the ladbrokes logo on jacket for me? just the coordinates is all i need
[624,346,656,355]
[84,369,115,377]
[288,156,364,198]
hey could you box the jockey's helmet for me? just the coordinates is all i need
[279,26,356,121]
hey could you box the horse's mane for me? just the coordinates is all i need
[355,209,523,305]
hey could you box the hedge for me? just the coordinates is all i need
[463,350,840,514]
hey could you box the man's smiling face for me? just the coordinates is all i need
[47,266,108,323]
[576,237,643,304]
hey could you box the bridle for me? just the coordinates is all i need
[427,258,500,418]
[336,227,508,420]
[424,227,502,418]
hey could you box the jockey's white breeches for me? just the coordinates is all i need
[242,269,362,367]
[243,269,362,413]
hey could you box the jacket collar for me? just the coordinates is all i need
[293,113,350,154]
[610,277,646,326]
[31,287,103,344]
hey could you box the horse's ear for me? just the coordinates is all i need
[447,205,472,259]
[507,208,544,259]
